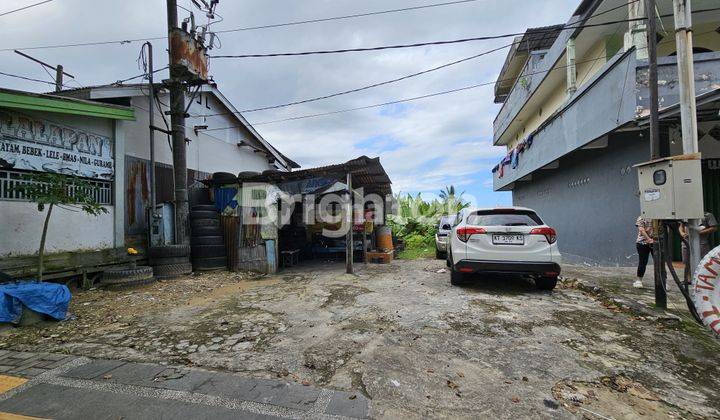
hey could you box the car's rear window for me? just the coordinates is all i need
[466,210,542,227]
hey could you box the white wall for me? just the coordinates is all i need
[0,109,117,257]
[125,92,273,175]
[0,202,114,257]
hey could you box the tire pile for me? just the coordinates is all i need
[101,265,155,289]
[191,204,228,271]
[149,244,192,279]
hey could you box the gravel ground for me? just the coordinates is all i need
[2,259,719,419]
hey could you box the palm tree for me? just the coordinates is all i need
[439,185,468,214]
[439,185,465,201]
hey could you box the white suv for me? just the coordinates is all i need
[446,207,561,290]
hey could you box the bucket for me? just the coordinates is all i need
[376,226,393,251]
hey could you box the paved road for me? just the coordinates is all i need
[0,350,370,419]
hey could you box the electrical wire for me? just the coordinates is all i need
[215,0,482,33]
[203,27,708,129]
[0,70,56,86]
[0,0,53,18]
[195,1,640,116]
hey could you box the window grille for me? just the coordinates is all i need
[0,170,113,205]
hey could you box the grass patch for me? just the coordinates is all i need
[397,244,436,260]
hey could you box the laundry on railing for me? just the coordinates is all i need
[491,133,535,178]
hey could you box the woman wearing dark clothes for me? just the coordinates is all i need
[635,217,655,289]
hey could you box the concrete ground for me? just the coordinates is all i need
[1,259,719,419]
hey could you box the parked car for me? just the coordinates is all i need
[435,215,456,259]
[446,207,561,290]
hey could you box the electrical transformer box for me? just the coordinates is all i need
[634,153,704,220]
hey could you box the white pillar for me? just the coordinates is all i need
[566,37,577,95]
[673,0,703,274]
[113,120,126,249]
[626,0,648,60]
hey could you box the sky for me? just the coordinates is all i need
[0,0,580,206]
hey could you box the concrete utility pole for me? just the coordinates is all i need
[14,50,74,92]
[166,0,191,245]
[645,0,667,308]
[673,0,703,276]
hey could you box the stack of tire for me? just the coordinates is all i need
[191,204,228,271]
[149,244,192,279]
[101,265,154,289]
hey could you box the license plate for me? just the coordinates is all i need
[492,234,524,245]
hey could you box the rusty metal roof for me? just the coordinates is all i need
[228,156,392,196]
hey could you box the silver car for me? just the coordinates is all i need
[435,215,456,259]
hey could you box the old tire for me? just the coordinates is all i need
[192,226,222,237]
[192,256,227,271]
[103,266,153,281]
[192,245,226,258]
[102,266,154,288]
[535,276,558,291]
[192,236,224,246]
[190,210,219,220]
[151,256,191,266]
[192,204,217,212]
[153,262,193,278]
[191,218,220,228]
[149,245,190,259]
[104,277,156,289]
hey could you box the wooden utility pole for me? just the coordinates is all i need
[166,0,191,245]
[14,50,74,92]
[645,0,667,308]
[673,0,703,276]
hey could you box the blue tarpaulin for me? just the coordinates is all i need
[0,282,71,323]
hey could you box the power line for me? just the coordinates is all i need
[0,0,479,53]
[210,7,720,59]
[209,19,638,59]
[0,0,53,18]
[203,27,705,129]
[195,1,640,116]
[0,69,56,86]
[229,43,514,114]
[216,0,482,33]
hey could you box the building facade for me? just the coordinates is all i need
[0,88,134,257]
[56,83,298,249]
[492,0,720,265]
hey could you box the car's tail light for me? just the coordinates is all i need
[457,227,486,242]
[530,227,557,244]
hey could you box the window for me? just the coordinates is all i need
[0,170,113,205]
[466,209,542,226]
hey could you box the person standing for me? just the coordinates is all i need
[635,216,655,289]
[680,212,718,283]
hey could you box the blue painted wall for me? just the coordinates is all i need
[513,132,649,266]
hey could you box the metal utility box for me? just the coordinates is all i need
[634,153,704,220]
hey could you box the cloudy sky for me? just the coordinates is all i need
[1,0,579,205]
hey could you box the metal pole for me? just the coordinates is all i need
[673,0,703,275]
[645,0,666,308]
[346,172,354,274]
[167,0,190,245]
[146,42,157,216]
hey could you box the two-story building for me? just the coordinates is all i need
[492,0,720,265]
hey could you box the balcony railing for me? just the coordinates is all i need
[493,50,720,191]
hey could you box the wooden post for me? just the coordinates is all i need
[346,172,354,274]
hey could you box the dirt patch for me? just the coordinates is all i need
[320,284,371,308]
[553,375,690,419]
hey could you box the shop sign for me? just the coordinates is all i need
[0,110,113,180]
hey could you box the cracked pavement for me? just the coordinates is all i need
[1,259,719,418]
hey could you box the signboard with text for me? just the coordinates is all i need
[0,110,114,180]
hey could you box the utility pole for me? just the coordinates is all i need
[645,0,667,308]
[673,0,703,278]
[143,42,158,219]
[14,50,74,92]
[166,0,191,245]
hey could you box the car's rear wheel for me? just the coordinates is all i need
[535,276,558,291]
[450,267,466,286]
[435,249,446,260]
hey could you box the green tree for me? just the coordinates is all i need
[439,185,469,214]
[14,173,108,280]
